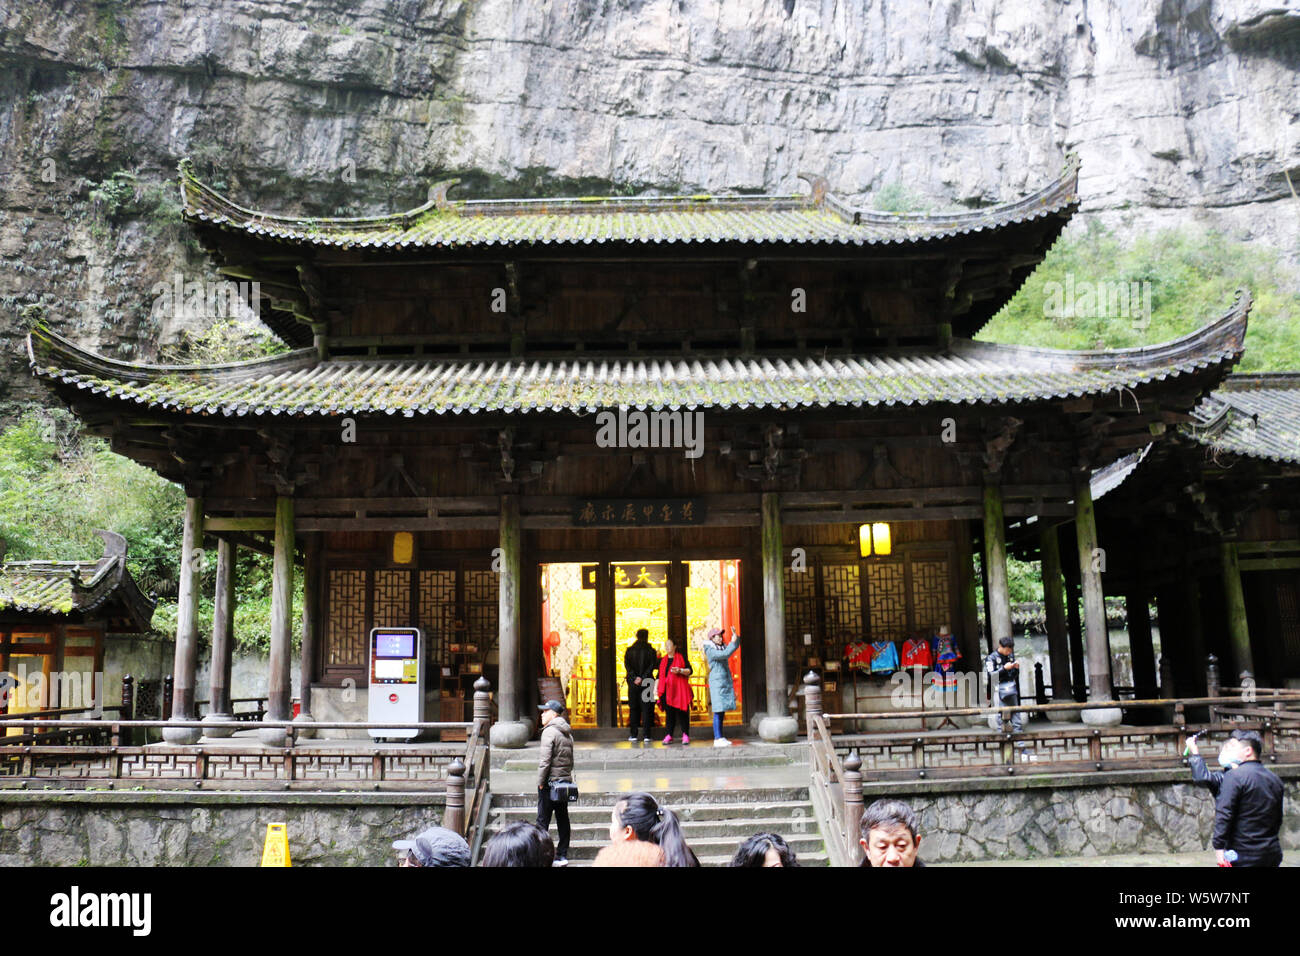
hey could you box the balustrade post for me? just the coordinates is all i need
[803,671,822,739]
[473,676,492,735]
[120,675,134,747]
[445,757,467,836]
[1034,662,1047,705]
[842,750,864,865]
[1206,654,1220,723]
[162,675,174,722]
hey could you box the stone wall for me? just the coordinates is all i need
[862,767,1300,862]
[0,791,449,867]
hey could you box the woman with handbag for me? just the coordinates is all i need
[702,625,741,747]
[536,699,575,866]
[656,637,694,745]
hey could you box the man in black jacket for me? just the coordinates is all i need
[1186,729,1285,867]
[624,628,658,743]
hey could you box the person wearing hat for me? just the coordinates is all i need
[392,825,471,867]
[536,699,575,865]
[702,625,740,747]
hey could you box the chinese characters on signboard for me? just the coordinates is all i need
[573,498,707,527]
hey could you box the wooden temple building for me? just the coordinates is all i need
[1,531,154,719]
[24,155,1256,746]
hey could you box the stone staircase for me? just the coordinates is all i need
[480,741,828,866]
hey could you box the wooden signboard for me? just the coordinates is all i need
[573,498,707,527]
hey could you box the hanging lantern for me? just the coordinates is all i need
[392,531,414,565]
[872,522,892,556]
[858,524,873,557]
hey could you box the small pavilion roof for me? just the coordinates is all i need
[28,292,1249,419]
[1184,372,1300,465]
[0,531,155,632]
[178,156,1081,252]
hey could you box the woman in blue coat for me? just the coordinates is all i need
[702,626,740,747]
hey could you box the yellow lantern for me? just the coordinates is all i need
[858,524,873,557]
[392,531,414,565]
[872,522,892,556]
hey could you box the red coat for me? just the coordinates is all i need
[657,651,693,712]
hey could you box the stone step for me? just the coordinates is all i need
[489,741,809,770]
[489,786,811,807]
[529,834,827,861]
[489,799,815,823]
[487,814,821,841]
[498,752,797,772]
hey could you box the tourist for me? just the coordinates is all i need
[1185,729,1284,866]
[392,825,471,867]
[657,637,693,745]
[624,627,659,742]
[480,822,556,867]
[729,832,799,867]
[594,791,698,867]
[984,636,1023,733]
[702,625,740,747]
[858,799,925,867]
[536,698,575,865]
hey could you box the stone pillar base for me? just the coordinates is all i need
[200,713,235,739]
[161,721,202,745]
[292,713,317,740]
[758,715,798,743]
[490,720,531,749]
[1081,706,1123,726]
[256,724,288,746]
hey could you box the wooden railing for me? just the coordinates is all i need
[196,697,268,721]
[0,706,126,746]
[802,671,1300,866]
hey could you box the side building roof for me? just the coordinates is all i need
[27,292,1249,419]
[1184,373,1300,465]
[0,531,156,632]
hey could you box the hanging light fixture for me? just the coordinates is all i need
[858,524,873,557]
[872,522,892,556]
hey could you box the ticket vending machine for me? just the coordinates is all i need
[368,627,424,740]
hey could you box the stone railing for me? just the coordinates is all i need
[802,671,1300,865]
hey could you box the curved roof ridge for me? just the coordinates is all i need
[952,289,1250,371]
[28,324,318,384]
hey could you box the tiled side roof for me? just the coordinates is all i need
[28,292,1249,418]
[0,532,155,630]
[0,561,101,615]
[1185,372,1300,464]
[177,156,1081,251]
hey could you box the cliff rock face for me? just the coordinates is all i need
[2,0,1297,402]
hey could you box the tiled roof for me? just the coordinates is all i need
[1186,372,1300,464]
[178,156,1081,251]
[28,292,1249,418]
[0,532,155,630]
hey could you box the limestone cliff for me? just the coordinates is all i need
[1,0,1297,403]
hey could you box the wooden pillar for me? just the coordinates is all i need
[981,480,1012,650]
[1220,541,1254,680]
[259,496,294,745]
[299,538,319,717]
[956,520,981,663]
[1061,544,1087,701]
[1073,474,1112,702]
[497,494,522,725]
[760,492,787,720]
[202,537,237,737]
[1126,591,1157,699]
[163,495,203,744]
[1040,525,1073,701]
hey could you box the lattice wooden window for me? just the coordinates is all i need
[463,569,499,654]
[866,560,907,641]
[910,555,951,633]
[326,569,367,667]
[821,563,862,643]
[419,570,457,665]
[373,570,412,629]
[1277,576,1300,677]
[783,568,817,661]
